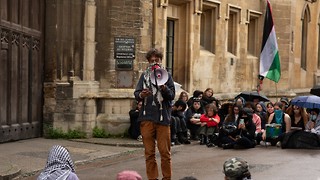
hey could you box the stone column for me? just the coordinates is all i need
[83,0,96,81]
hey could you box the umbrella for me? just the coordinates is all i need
[310,86,320,97]
[290,95,320,109]
[235,91,270,102]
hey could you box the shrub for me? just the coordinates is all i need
[45,126,86,139]
[92,126,109,138]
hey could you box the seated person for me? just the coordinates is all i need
[199,103,220,147]
[128,101,142,141]
[262,102,291,146]
[221,107,256,149]
[286,105,308,131]
[187,90,203,107]
[184,98,205,140]
[306,108,320,134]
[171,100,190,145]
[37,145,79,180]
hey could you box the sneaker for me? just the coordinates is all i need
[260,141,271,146]
[137,135,143,142]
[276,141,281,147]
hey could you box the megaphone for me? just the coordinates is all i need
[150,68,169,86]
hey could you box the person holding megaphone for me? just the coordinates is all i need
[134,48,175,180]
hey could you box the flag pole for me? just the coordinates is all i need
[275,82,278,102]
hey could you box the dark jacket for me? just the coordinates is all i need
[134,72,175,126]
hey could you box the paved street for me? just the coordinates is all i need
[25,141,320,180]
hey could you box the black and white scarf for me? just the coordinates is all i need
[37,145,76,180]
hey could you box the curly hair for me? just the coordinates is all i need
[145,48,163,61]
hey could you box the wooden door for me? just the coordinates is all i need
[0,0,43,142]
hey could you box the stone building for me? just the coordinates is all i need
[1,0,320,142]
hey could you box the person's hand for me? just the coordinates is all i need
[160,85,166,91]
[262,131,266,140]
[139,89,152,98]
[238,123,245,129]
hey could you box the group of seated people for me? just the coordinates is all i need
[129,88,320,149]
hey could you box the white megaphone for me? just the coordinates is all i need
[150,67,169,86]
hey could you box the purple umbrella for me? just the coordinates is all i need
[290,95,320,109]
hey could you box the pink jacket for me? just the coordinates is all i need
[253,113,262,133]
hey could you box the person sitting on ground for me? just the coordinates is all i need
[262,102,291,146]
[219,104,242,147]
[185,98,205,140]
[255,102,268,145]
[286,105,308,131]
[201,88,220,108]
[178,91,189,103]
[260,102,275,146]
[218,100,235,126]
[116,170,142,180]
[223,157,252,180]
[199,103,220,147]
[280,96,290,112]
[221,107,256,149]
[266,102,275,120]
[187,90,203,107]
[234,96,246,108]
[37,145,79,180]
[244,102,262,135]
[305,108,320,134]
[128,101,143,141]
[171,100,190,145]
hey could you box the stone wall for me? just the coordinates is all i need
[43,0,320,136]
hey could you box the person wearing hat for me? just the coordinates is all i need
[223,157,252,180]
[116,170,142,180]
[221,107,256,149]
[280,97,289,112]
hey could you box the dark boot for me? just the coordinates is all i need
[200,134,206,145]
[206,135,216,147]
[178,132,188,144]
[183,131,191,144]
[222,143,234,149]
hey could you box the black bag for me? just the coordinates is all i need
[222,124,237,136]
[282,130,320,149]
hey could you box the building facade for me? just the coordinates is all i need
[1,0,320,142]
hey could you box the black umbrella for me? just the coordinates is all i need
[235,91,270,102]
[310,86,320,97]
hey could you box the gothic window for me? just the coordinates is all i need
[301,5,310,70]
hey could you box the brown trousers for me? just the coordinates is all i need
[140,121,172,180]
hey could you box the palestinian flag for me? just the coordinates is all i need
[259,0,281,83]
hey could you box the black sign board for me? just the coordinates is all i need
[116,59,133,70]
[114,37,135,59]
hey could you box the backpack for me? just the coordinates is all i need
[281,130,320,149]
